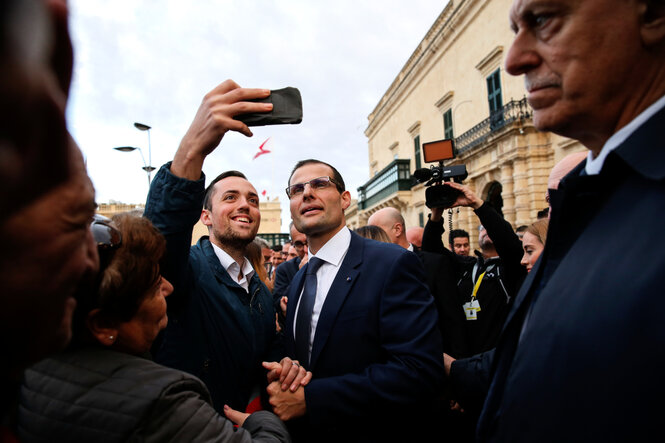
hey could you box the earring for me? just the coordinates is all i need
[108,335,115,340]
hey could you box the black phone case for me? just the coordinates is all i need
[236,87,303,126]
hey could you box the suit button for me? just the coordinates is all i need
[203,358,211,373]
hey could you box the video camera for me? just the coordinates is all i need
[412,139,468,209]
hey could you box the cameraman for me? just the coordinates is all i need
[422,182,525,357]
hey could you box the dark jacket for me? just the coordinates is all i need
[273,257,300,302]
[478,104,665,441]
[272,257,300,329]
[144,163,283,413]
[18,347,290,442]
[415,249,468,358]
[422,202,525,357]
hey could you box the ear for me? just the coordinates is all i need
[200,208,213,228]
[86,309,118,347]
[640,0,665,46]
[394,222,404,237]
[340,190,352,211]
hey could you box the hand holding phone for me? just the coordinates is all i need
[235,87,303,126]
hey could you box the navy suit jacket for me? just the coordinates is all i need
[284,232,444,441]
[273,256,300,302]
[477,104,665,442]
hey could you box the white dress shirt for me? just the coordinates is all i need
[586,93,665,175]
[293,226,352,360]
[211,242,255,293]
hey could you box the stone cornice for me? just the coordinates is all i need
[365,0,490,139]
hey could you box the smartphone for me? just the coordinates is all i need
[236,87,303,126]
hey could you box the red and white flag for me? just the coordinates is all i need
[253,138,272,160]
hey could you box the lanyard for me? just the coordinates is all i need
[471,271,486,301]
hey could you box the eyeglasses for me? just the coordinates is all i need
[92,214,122,251]
[478,225,485,232]
[285,176,338,199]
[293,240,307,249]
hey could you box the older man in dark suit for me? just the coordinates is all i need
[476,0,665,441]
[266,159,444,442]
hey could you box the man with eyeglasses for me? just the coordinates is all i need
[264,159,444,442]
[143,80,308,417]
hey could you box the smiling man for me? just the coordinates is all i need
[475,0,665,440]
[265,159,444,442]
[144,80,297,415]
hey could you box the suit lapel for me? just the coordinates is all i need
[309,233,364,369]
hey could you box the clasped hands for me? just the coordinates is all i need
[262,357,312,421]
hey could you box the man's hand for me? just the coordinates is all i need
[267,381,306,421]
[445,182,483,210]
[443,353,456,377]
[223,404,250,427]
[263,358,312,392]
[171,80,272,180]
[279,296,288,318]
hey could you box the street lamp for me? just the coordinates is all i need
[112,146,155,187]
[134,122,154,182]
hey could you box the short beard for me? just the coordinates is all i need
[212,227,254,253]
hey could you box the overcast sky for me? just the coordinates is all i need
[68,1,449,230]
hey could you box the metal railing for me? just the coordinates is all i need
[357,98,531,210]
[455,97,532,154]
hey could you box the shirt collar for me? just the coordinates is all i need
[586,93,665,175]
[310,226,351,267]
[211,242,255,281]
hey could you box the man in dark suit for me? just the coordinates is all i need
[273,223,307,301]
[273,223,307,329]
[266,159,444,442]
[476,0,665,440]
[368,206,467,358]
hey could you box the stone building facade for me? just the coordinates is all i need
[347,0,585,251]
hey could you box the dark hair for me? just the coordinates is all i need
[203,170,247,210]
[73,214,165,339]
[516,225,529,233]
[271,244,282,252]
[288,159,345,193]
[449,229,469,247]
[355,225,391,243]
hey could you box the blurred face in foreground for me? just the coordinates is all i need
[505,0,658,152]
[0,147,99,374]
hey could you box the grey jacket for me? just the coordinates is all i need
[18,347,290,443]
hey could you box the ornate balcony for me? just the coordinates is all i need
[357,159,412,210]
[357,98,532,211]
[455,97,532,154]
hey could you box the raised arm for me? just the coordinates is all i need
[171,80,272,180]
[143,80,272,303]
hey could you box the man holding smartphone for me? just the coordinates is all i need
[144,80,308,414]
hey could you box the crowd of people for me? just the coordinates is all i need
[2,0,665,441]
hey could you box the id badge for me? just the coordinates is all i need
[470,299,481,312]
[463,302,478,321]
